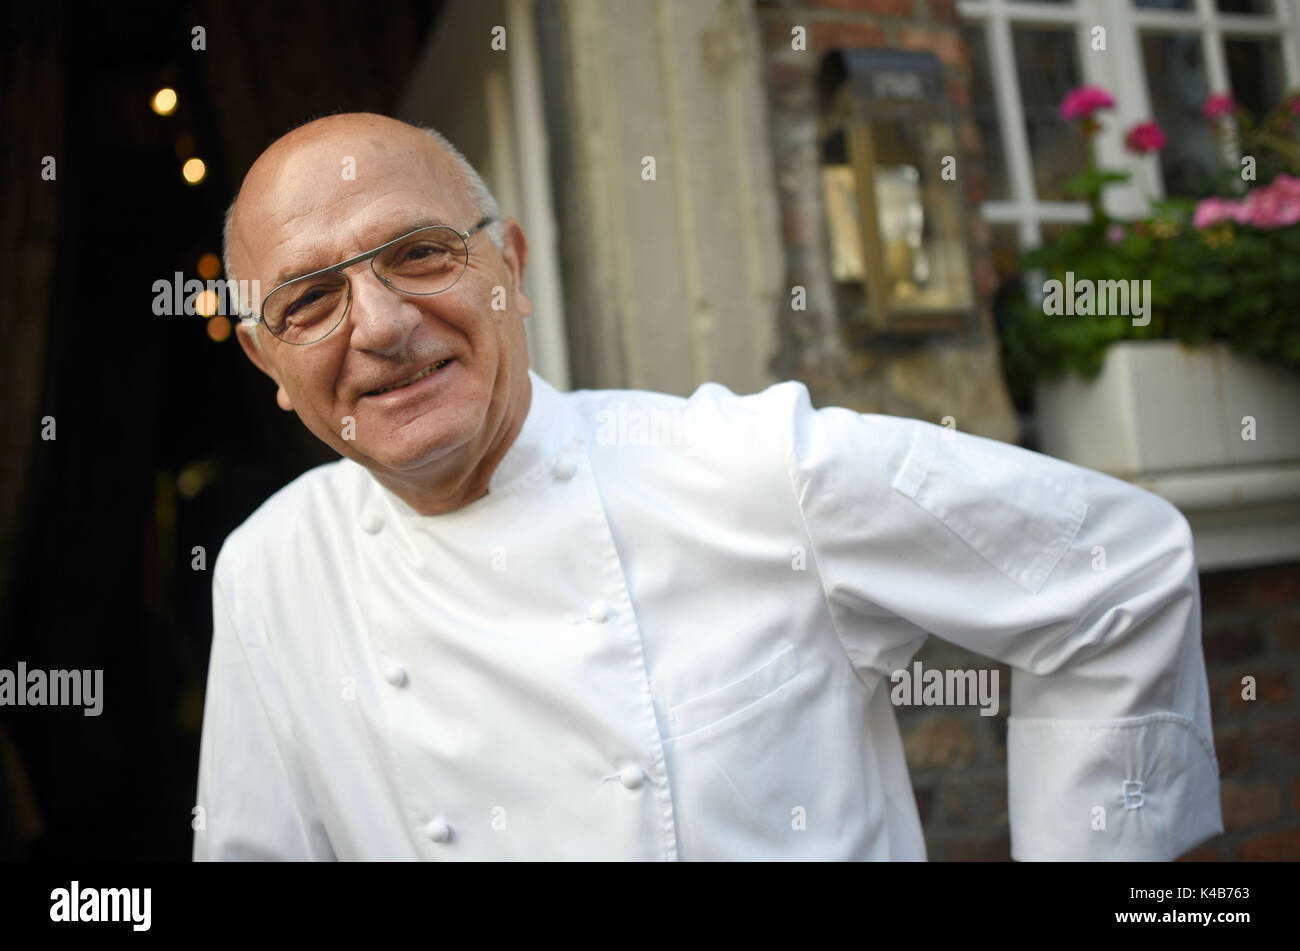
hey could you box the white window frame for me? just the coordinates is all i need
[958,0,1300,254]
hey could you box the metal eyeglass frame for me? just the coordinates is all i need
[239,215,498,345]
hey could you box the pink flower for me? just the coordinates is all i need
[1059,85,1116,121]
[1237,175,1300,228]
[1123,121,1167,154]
[1107,223,1126,245]
[1202,93,1236,120]
[1289,97,1300,116]
[1195,175,1300,231]
[1243,193,1278,228]
[1273,173,1300,197]
[1193,196,1241,230]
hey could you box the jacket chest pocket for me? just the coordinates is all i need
[666,644,800,739]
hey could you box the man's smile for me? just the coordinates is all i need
[362,358,456,398]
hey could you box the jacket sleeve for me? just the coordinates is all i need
[192,548,336,861]
[785,386,1222,861]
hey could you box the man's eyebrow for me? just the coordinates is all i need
[269,217,452,287]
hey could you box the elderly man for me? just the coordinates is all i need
[193,113,1222,861]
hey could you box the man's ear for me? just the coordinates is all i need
[499,218,532,319]
[236,324,294,411]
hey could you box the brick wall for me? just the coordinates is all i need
[893,634,1012,861]
[1190,561,1300,860]
[892,561,1300,861]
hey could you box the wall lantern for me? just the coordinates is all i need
[817,49,977,336]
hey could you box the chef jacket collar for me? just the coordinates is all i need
[361,368,577,523]
[486,368,574,493]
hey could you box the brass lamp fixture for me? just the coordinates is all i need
[817,48,977,336]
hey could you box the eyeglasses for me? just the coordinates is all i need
[240,216,497,346]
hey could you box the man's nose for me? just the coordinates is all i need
[345,266,422,356]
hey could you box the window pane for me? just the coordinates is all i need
[1135,0,1194,10]
[1225,39,1285,118]
[821,164,865,283]
[1216,0,1272,14]
[1141,32,1219,196]
[867,119,974,314]
[963,24,1011,201]
[1012,27,1086,201]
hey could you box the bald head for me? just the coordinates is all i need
[223,113,503,332]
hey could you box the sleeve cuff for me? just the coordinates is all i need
[1007,713,1223,860]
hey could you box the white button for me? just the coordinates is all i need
[589,601,610,623]
[384,664,408,686]
[426,816,451,842]
[619,766,646,790]
[361,513,384,534]
[553,458,577,481]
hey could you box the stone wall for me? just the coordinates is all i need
[754,0,1018,442]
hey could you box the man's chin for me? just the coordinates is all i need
[348,445,441,474]
[346,430,473,475]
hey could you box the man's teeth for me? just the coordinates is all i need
[372,360,450,394]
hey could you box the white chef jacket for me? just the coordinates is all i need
[193,369,1223,861]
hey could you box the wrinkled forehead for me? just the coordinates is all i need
[233,133,471,288]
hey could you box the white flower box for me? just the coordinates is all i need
[1034,339,1300,475]
[1033,340,1300,569]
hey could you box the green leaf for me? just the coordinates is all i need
[1061,169,1132,199]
